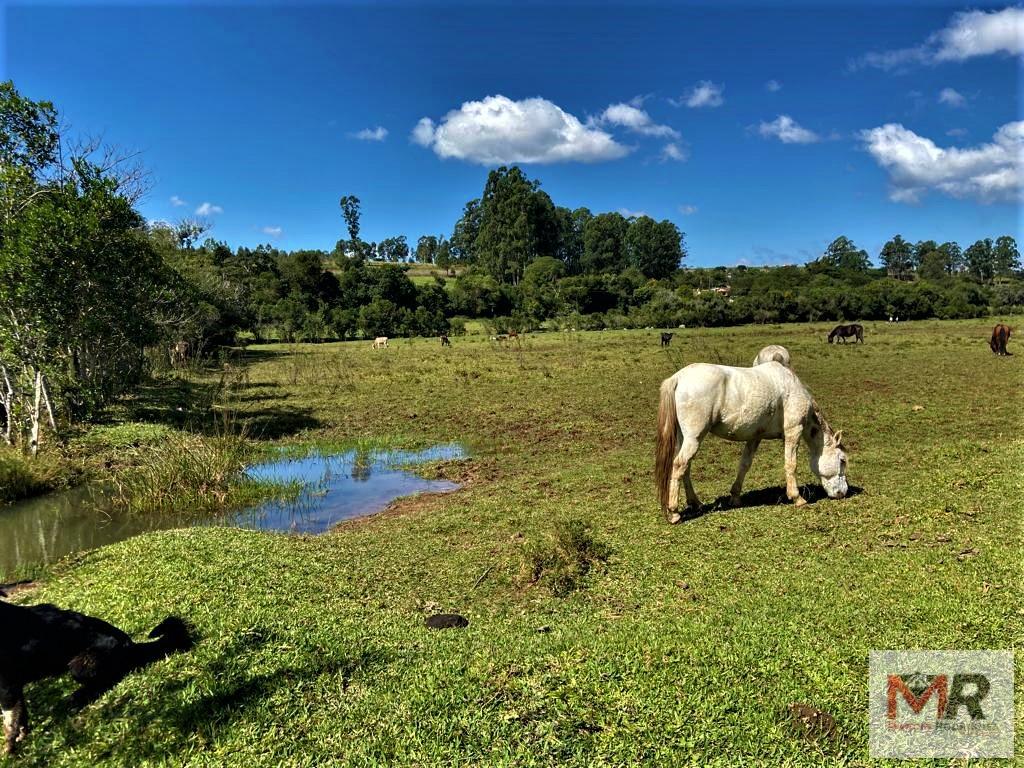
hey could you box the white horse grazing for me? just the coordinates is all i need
[753,344,791,368]
[655,362,848,523]
[372,336,389,349]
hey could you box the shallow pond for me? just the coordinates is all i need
[0,443,464,581]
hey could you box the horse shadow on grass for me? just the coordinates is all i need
[678,484,864,522]
[26,626,392,764]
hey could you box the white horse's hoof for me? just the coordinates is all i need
[793,496,808,508]
[666,511,682,524]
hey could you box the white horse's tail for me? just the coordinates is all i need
[655,374,680,512]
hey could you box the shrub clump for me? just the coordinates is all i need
[521,518,611,596]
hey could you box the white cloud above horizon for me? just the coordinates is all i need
[678,204,698,215]
[938,87,966,107]
[170,195,187,207]
[261,226,283,237]
[860,120,1023,203]
[758,115,820,144]
[593,102,680,139]
[195,202,223,216]
[411,95,630,164]
[851,6,1024,70]
[765,80,782,92]
[618,207,648,218]
[351,126,388,141]
[674,81,724,108]
[660,142,688,162]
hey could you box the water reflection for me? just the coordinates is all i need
[0,443,464,581]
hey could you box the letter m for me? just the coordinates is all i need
[887,675,948,719]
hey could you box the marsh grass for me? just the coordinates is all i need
[0,448,65,502]
[109,425,296,517]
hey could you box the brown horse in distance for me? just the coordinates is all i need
[990,324,1012,356]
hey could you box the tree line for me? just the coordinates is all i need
[1,81,1021,449]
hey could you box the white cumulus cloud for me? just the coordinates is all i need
[676,81,724,108]
[660,142,689,162]
[170,195,187,207]
[852,6,1024,70]
[411,95,629,164]
[195,202,223,216]
[938,87,966,107]
[765,80,782,92]
[351,126,388,141]
[594,103,680,138]
[860,120,1023,203]
[758,115,820,144]
[261,226,283,237]
[678,204,698,215]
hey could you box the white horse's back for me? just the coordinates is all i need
[671,362,804,442]
[753,344,791,368]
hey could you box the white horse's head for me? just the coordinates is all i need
[809,428,848,498]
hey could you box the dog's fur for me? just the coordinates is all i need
[0,600,192,754]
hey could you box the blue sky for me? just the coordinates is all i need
[5,1,1022,267]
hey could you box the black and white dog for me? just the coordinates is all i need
[0,598,192,754]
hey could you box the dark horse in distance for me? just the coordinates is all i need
[660,332,674,347]
[990,324,1012,356]
[828,324,864,344]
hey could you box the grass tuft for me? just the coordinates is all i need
[521,518,612,596]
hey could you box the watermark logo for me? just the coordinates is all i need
[869,650,1014,758]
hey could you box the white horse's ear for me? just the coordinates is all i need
[833,430,843,446]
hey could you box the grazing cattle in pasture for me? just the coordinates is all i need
[440,334,451,347]
[828,324,864,344]
[660,332,674,347]
[655,362,848,523]
[492,334,509,343]
[990,324,1012,356]
[371,336,389,349]
[507,330,519,340]
[169,340,189,367]
[753,344,791,368]
[0,600,192,755]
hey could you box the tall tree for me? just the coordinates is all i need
[450,199,481,264]
[378,235,409,263]
[415,235,439,263]
[938,241,964,274]
[623,216,685,279]
[474,166,558,285]
[581,212,629,274]
[911,239,939,269]
[554,206,591,275]
[964,238,995,283]
[880,234,913,280]
[338,195,362,258]
[993,235,1020,277]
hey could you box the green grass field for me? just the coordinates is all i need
[11,319,1022,766]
